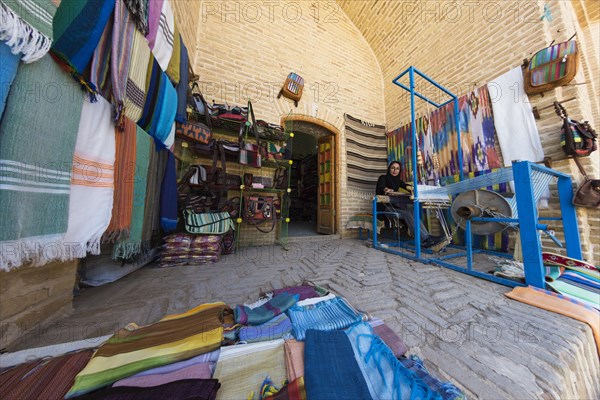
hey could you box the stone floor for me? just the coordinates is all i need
[11,239,600,399]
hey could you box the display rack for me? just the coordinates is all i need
[233,102,293,250]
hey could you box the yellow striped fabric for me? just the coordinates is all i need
[123,29,151,122]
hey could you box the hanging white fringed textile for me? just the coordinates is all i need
[63,98,116,257]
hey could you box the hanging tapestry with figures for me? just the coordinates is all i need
[387,85,509,251]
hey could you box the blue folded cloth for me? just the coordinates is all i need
[304,329,373,400]
[239,314,292,343]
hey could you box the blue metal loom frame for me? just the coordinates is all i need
[372,67,582,288]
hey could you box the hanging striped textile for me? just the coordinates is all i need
[104,119,137,242]
[51,0,115,95]
[112,0,137,126]
[113,123,152,260]
[344,114,388,199]
[123,29,151,122]
[0,1,57,62]
[0,56,85,271]
[150,0,175,71]
[63,97,116,258]
[89,14,114,100]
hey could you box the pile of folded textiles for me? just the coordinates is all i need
[0,282,466,400]
[159,233,223,267]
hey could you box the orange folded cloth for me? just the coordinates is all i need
[284,339,305,382]
[505,286,600,357]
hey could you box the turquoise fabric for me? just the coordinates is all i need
[286,296,363,341]
[346,322,442,400]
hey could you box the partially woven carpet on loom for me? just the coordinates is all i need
[0,56,84,270]
[344,114,388,198]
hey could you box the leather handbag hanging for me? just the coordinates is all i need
[273,167,289,189]
[243,195,281,233]
[524,39,579,95]
[554,102,598,157]
[239,101,263,168]
[572,157,600,209]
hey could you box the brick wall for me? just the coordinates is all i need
[194,0,387,237]
[171,0,203,62]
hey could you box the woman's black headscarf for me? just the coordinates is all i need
[376,161,403,194]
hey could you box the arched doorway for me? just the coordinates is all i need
[281,116,340,236]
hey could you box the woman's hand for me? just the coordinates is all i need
[384,187,393,194]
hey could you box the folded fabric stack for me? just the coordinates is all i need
[1,285,465,400]
[160,233,222,267]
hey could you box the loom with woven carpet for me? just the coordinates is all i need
[373,67,582,289]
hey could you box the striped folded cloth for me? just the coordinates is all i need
[234,293,299,325]
[286,296,364,341]
[239,314,292,343]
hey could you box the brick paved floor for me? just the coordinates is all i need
[12,239,600,399]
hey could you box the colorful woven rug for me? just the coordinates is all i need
[344,114,388,199]
[0,56,84,270]
[0,1,57,62]
[66,302,229,398]
[387,86,510,252]
[63,97,116,258]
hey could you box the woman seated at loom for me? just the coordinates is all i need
[376,161,446,249]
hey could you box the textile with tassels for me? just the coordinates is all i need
[123,0,149,34]
[113,123,152,260]
[50,0,115,98]
[0,1,57,63]
[104,119,137,242]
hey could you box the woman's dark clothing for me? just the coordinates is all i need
[376,170,430,241]
[375,174,410,195]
